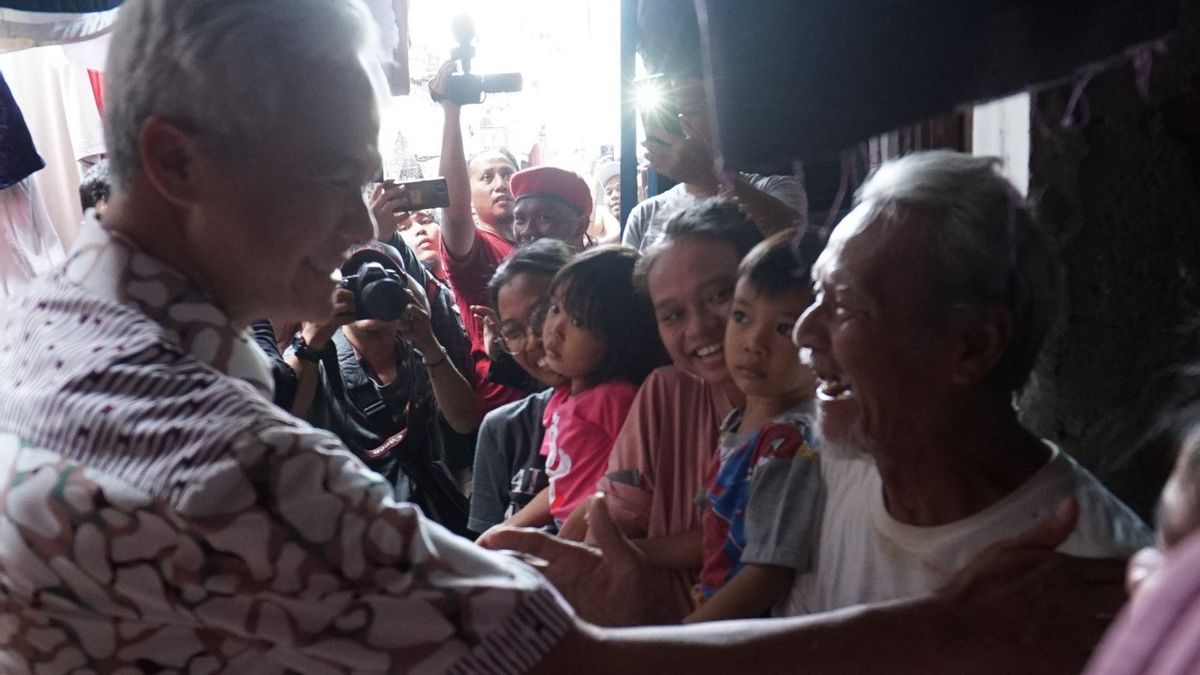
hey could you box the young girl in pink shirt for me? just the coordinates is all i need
[501,245,669,529]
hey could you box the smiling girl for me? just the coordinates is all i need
[501,246,669,529]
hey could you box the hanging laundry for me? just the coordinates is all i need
[0,70,64,297]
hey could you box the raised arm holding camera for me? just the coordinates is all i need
[625,77,809,251]
[368,180,471,379]
[432,20,532,415]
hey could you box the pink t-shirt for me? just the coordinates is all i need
[596,366,737,619]
[541,380,639,526]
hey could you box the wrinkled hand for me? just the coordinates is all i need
[478,496,655,626]
[370,182,412,241]
[472,305,502,359]
[938,498,1129,673]
[643,113,718,192]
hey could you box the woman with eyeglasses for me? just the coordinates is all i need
[467,240,574,536]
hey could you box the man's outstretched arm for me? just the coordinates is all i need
[497,497,1126,674]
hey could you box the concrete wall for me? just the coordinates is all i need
[1022,0,1200,519]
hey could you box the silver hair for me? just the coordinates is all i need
[853,150,1060,392]
[103,0,382,191]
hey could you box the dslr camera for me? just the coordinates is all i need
[432,15,522,106]
[340,262,409,321]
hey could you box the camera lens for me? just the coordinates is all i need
[359,278,408,320]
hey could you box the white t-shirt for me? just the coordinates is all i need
[778,443,1152,616]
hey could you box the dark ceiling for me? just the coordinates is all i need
[639,0,1180,166]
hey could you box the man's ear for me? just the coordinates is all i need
[948,305,1012,386]
[138,117,203,208]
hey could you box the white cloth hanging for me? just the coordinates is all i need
[0,176,65,298]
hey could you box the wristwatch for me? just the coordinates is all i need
[291,333,335,363]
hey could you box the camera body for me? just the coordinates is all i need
[340,262,409,321]
[435,15,522,107]
[441,71,524,107]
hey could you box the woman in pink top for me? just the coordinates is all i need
[559,199,765,619]
[497,246,669,529]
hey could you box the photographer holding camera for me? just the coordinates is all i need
[287,241,478,535]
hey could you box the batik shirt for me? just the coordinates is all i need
[0,215,571,674]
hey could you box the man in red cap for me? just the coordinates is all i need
[510,165,594,248]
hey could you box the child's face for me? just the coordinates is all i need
[541,289,606,391]
[724,279,815,399]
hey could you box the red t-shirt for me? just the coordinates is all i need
[540,381,639,525]
[441,229,525,414]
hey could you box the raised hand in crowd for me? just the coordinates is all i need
[643,112,720,194]
[626,79,804,250]
[394,274,437,353]
[369,181,412,241]
[644,111,801,238]
[398,274,481,434]
[286,287,357,417]
[472,304,503,360]
[432,59,507,256]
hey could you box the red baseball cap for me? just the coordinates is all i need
[510,166,593,218]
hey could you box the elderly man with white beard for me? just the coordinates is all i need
[784,150,1150,615]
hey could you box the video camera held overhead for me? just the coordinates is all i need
[432,15,523,106]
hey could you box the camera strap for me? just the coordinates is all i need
[347,338,422,460]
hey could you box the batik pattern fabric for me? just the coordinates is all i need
[0,215,571,674]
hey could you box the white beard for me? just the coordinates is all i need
[814,410,874,462]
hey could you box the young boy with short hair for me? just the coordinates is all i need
[686,228,822,623]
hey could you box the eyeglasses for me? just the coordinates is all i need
[494,304,548,355]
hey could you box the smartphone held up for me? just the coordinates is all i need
[381,177,451,213]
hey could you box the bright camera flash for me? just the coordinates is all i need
[634,80,663,112]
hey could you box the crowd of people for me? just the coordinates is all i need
[0,1,1196,673]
